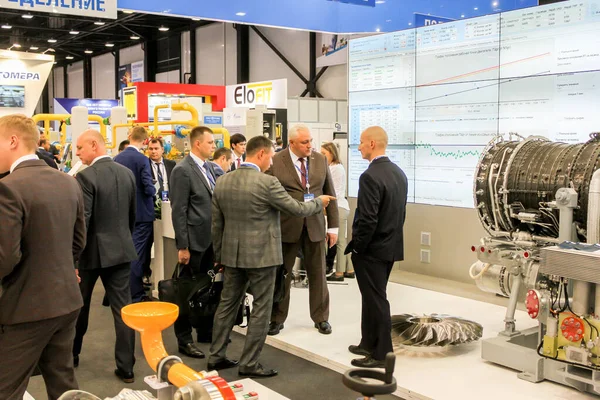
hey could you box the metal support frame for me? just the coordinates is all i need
[236,24,249,84]
[189,28,197,84]
[250,26,326,97]
[144,38,158,83]
[114,50,120,99]
[63,64,69,98]
[41,76,49,114]
[83,56,92,99]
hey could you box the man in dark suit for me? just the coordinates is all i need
[114,126,156,303]
[229,133,246,171]
[170,126,217,358]
[267,124,339,336]
[209,136,335,377]
[211,146,232,178]
[72,130,138,383]
[345,126,408,369]
[0,114,86,400]
[148,138,176,198]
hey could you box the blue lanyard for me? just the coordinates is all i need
[240,162,260,172]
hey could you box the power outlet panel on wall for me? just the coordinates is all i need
[420,249,431,264]
[420,232,431,246]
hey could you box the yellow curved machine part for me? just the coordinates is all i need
[33,113,111,148]
[121,302,207,388]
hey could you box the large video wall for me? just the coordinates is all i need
[348,0,600,207]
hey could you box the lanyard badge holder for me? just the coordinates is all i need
[297,161,314,202]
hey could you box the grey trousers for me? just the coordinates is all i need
[209,266,277,369]
[73,263,135,372]
[0,310,80,400]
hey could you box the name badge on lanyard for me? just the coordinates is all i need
[304,193,315,202]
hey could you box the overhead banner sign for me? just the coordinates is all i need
[226,79,287,109]
[414,13,455,27]
[0,0,117,19]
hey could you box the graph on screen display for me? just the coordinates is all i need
[348,0,600,208]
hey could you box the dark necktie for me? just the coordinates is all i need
[203,162,216,190]
[299,158,307,189]
[155,163,164,193]
[236,158,241,168]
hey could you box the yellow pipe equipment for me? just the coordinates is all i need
[87,115,112,149]
[153,102,200,135]
[34,113,111,148]
[121,302,210,388]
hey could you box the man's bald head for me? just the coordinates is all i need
[76,129,106,165]
[358,126,388,161]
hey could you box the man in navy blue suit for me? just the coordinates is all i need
[114,126,156,302]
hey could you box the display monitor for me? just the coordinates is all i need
[347,0,600,208]
[0,85,25,108]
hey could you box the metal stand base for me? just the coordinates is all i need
[482,327,600,395]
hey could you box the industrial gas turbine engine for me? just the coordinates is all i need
[470,133,600,394]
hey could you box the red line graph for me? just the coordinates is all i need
[418,52,551,87]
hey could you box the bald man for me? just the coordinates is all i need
[345,126,408,368]
[72,130,138,383]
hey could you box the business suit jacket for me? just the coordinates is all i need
[347,157,408,262]
[149,157,176,188]
[267,148,339,243]
[114,147,156,223]
[212,166,324,269]
[0,160,86,324]
[76,157,138,270]
[211,162,225,178]
[170,155,216,252]
[36,149,58,169]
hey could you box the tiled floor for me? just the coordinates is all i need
[236,277,597,400]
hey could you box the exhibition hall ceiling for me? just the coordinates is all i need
[119,0,540,33]
[0,10,209,64]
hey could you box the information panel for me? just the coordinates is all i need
[348,0,600,207]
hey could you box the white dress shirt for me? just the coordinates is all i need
[288,149,338,235]
[150,157,169,191]
[10,154,39,173]
[329,163,349,211]
[90,155,111,166]
[231,151,244,169]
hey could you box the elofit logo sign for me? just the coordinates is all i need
[226,79,287,109]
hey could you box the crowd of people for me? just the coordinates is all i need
[0,114,407,400]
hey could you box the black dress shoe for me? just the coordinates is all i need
[344,272,355,279]
[178,343,205,358]
[351,356,385,368]
[327,274,344,282]
[114,368,135,383]
[348,345,371,357]
[238,364,278,378]
[73,355,79,368]
[314,321,332,334]
[207,358,239,370]
[268,322,284,336]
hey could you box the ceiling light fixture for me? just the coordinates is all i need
[105,43,114,47]
[408,22,412,26]
[48,39,57,43]
[235,12,246,16]
[122,10,134,14]
[69,30,79,35]
[375,28,380,32]
[474,7,479,10]
[191,18,201,21]
[375,0,385,3]
[12,43,20,48]
[84,49,93,54]
[1,24,12,29]
[66,56,74,60]
[22,14,33,19]
[461,14,465,17]
[492,1,498,6]
[130,35,140,40]
[30,46,38,50]
[158,26,169,31]
[94,21,105,26]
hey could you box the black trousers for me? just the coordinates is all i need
[73,263,136,372]
[352,253,394,361]
[174,247,214,346]
[0,310,80,400]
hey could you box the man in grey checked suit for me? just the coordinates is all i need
[208,136,335,377]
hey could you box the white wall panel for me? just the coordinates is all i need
[181,31,192,83]
[92,53,115,99]
[53,66,65,99]
[317,64,347,100]
[225,23,237,85]
[196,23,225,85]
[120,44,144,66]
[156,70,180,83]
[249,27,309,97]
[68,61,84,99]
